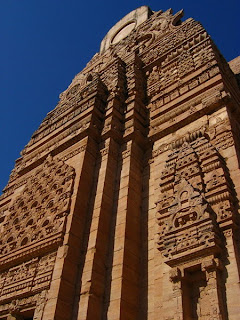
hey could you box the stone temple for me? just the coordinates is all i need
[0,6,240,320]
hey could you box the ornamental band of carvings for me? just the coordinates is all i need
[0,290,48,317]
[0,145,84,202]
[0,252,56,304]
[6,119,88,184]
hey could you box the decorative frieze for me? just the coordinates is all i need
[0,252,56,303]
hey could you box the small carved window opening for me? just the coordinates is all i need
[86,74,93,83]
[13,218,19,225]
[56,168,62,175]
[19,308,35,320]
[31,201,38,209]
[56,187,63,195]
[51,183,59,190]
[37,185,43,192]
[21,237,28,246]
[46,200,54,209]
[0,216,5,224]
[7,236,14,243]
[26,219,33,227]
[42,219,49,227]
[18,200,25,209]
[42,195,49,204]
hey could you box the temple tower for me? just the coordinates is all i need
[0,6,240,320]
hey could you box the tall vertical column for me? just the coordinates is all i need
[224,229,240,320]
[107,141,143,320]
[202,259,227,320]
[76,58,126,320]
[76,139,119,320]
[170,268,184,320]
[107,54,148,319]
[42,137,98,320]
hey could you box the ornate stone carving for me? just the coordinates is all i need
[0,6,239,320]
[157,137,237,266]
[158,178,221,265]
[0,291,47,317]
[142,18,208,66]
[33,290,48,320]
[23,73,107,153]
[206,118,235,151]
[0,252,56,304]
[0,157,75,267]
[177,51,194,77]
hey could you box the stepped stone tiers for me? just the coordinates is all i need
[1,6,240,320]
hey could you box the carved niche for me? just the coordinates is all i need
[158,177,221,265]
[157,137,237,266]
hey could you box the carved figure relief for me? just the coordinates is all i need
[158,141,221,265]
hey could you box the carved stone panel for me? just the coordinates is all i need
[0,157,75,268]
[157,137,237,265]
[0,252,56,303]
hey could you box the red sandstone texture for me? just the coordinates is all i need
[0,6,240,320]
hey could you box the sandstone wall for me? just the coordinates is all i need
[0,7,240,320]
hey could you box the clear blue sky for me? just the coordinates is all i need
[0,0,239,192]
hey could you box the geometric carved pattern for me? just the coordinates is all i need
[157,137,236,266]
[177,51,194,77]
[207,118,235,150]
[0,252,56,303]
[158,177,221,265]
[0,156,75,268]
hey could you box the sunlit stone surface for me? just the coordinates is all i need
[1,6,240,320]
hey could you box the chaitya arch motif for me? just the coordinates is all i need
[0,156,75,316]
[156,136,238,319]
[0,156,75,267]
